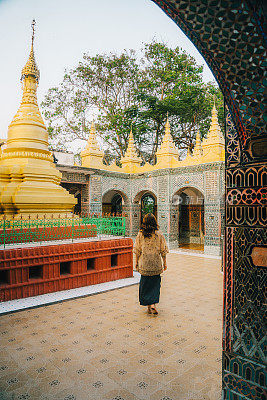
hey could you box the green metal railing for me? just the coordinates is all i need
[0,216,126,248]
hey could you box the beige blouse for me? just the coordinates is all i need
[133,230,169,276]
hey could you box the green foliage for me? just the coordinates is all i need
[41,41,224,162]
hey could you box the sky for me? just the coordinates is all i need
[0,0,216,141]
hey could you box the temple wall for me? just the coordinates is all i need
[57,161,225,255]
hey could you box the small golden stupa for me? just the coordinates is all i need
[0,21,76,217]
[201,101,225,162]
[80,120,105,169]
[120,127,143,173]
[156,115,180,168]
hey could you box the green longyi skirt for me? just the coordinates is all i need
[139,274,161,306]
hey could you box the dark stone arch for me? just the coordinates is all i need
[133,189,158,204]
[102,189,130,234]
[102,189,129,214]
[172,186,205,251]
[132,190,158,234]
[151,1,266,398]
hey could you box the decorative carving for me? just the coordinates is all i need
[225,108,241,167]
[223,227,234,353]
[2,150,53,162]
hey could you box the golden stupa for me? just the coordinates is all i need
[0,21,76,217]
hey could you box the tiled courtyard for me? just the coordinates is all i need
[0,252,223,400]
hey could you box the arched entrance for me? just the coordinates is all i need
[152,2,266,398]
[102,189,130,235]
[102,190,126,216]
[174,187,204,250]
[140,193,157,222]
[132,190,157,234]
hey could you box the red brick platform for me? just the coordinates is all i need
[0,237,133,301]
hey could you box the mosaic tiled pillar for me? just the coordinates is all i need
[131,203,141,237]
[81,179,90,217]
[157,175,171,243]
[204,169,222,256]
[204,201,221,256]
[157,204,171,243]
[122,203,131,236]
[89,175,102,215]
[169,204,179,249]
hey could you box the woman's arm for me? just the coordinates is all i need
[162,254,167,270]
[159,233,169,271]
[135,254,140,270]
[133,232,142,271]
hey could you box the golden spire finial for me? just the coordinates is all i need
[120,125,142,168]
[31,19,36,46]
[156,113,180,163]
[192,130,203,158]
[21,19,40,83]
[81,119,105,168]
[201,99,225,161]
[128,125,135,145]
[128,123,133,140]
[165,113,171,135]
[83,119,103,155]
[90,119,96,133]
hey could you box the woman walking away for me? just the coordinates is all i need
[134,213,169,315]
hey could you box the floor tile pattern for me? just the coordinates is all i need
[0,253,223,400]
[0,273,140,315]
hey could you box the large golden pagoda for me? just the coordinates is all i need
[0,21,76,217]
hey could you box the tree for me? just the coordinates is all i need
[42,50,141,158]
[41,41,224,162]
[167,83,224,155]
[134,42,224,161]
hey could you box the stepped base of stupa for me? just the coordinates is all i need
[0,158,76,218]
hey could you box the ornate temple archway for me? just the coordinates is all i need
[102,189,131,235]
[173,187,205,251]
[140,193,157,221]
[151,1,266,398]
[132,190,158,232]
[102,189,129,216]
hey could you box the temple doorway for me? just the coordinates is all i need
[140,193,157,222]
[132,190,157,234]
[102,190,126,216]
[176,187,204,251]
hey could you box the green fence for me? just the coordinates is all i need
[0,216,126,248]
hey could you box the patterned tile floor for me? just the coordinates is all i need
[0,252,223,400]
